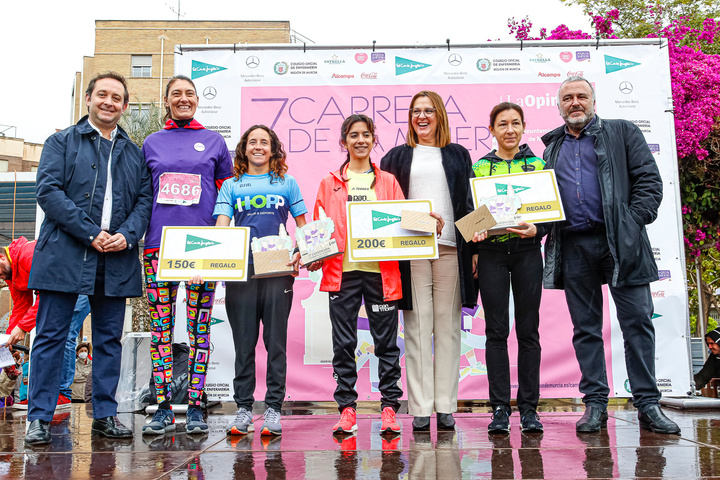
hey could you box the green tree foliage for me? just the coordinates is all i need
[119,101,163,331]
[119,101,163,148]
[688,251,720,335]
[511,3,720,335]
[561,0,720,53]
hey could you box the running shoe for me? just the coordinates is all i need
[227,407,255,435]
[380,407,401,434]
[332,407,357,434]
[186,407,209,434]
[488,405,511,433]
[260,407,282,436]
[520,409,544,433]
[56,394,72,409]
[142,408,176,435]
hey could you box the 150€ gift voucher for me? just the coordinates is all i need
[157,226,250,281]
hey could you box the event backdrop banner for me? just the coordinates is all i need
[171,41,690,402]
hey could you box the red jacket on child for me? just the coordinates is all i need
[5,236,38,334]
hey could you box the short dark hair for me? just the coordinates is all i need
[85,72,129,105]
[489,102,525,128]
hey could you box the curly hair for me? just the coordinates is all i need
[234,125,288,180]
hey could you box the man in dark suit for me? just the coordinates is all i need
[24,72,152,445]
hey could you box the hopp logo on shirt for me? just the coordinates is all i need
[236,194,286,210]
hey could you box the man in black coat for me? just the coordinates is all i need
[694,328,720,391]
[539,76,679,435]
[24,72,152,445]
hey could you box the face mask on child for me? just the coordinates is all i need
[78,352,88,360]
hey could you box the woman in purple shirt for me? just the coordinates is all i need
[141,75,233,436]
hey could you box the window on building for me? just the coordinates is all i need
[131,55,152,77]
[128,104,151,119]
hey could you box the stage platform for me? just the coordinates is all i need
[2,399,719,479]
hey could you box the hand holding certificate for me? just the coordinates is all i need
[157,226,250,281]
[346,200,438,262]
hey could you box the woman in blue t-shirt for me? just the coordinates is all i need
[213,125,307,437]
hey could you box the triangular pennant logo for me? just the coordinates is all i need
[185,234,221,252]
[210,317,225,326]
[395,56,432,75]
[495,183,508,195]
[191,60,227,79]
[511,185,531,194]
[372,210,401,229]
[604,55,640,74]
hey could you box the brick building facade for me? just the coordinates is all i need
[71,20,291,123]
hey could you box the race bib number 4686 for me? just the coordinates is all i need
[157,173,202,206]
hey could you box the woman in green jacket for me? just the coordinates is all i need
[472,103,545,434]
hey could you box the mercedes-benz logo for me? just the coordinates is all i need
[246,56,260,69]
[203,86,217,100]
[448,54,462,66]
[619,81,633,94]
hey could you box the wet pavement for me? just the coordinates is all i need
[2,399,719,479]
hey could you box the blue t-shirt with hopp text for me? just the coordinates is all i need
[213,172,307,263]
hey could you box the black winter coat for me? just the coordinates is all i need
[539,116,662,289]
[380,143,478,309]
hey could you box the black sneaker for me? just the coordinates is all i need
[488,406,511,433]
[520,410,543,432]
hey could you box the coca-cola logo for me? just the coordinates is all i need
[567,71,584,77]
[361,72,378,79]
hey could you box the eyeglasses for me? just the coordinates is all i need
[410,108,436,117]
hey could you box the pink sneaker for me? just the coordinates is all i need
[380,407,401,434]
[332,407,357,434]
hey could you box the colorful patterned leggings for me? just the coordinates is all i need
[144,251,216,406]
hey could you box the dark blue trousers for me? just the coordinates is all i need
[561,230,661,412]
[28,256,127,422]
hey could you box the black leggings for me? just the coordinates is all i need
[477,244,542,412]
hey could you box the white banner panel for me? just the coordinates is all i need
[170,41,690,401]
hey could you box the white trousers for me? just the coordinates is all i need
[403,244,462,416]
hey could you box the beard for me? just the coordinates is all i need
[562,108,594,130]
